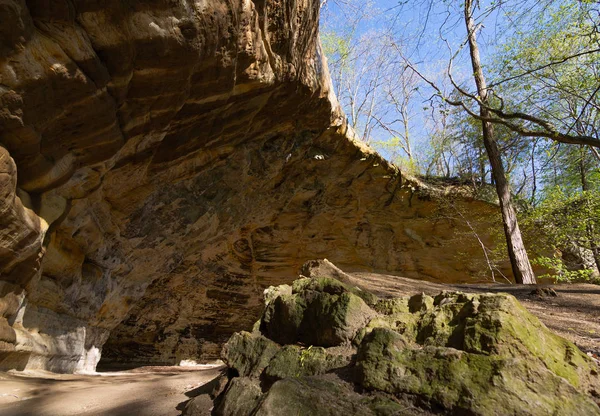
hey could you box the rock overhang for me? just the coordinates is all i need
[0,0,503,372]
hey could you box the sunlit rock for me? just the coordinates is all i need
[1,0,505,372]
[210,263,600,415]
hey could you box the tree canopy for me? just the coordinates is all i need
[320,0,600,283]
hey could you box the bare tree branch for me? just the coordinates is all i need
[401,56,600,148]
[488,48,600,89]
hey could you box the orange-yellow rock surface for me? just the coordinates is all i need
[0,0,502,372]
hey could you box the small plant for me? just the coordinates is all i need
[532,256,595,283]
[522,187,600,283]
[299,345,313,368]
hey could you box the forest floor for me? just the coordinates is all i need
[0,365,224,416]
[0,275,598,416]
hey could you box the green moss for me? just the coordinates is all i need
[245,279,600,415]
[408,293,434,312]
[417,300,473,348]
[354,312,419,346]
[352,288,379,307]
[380,291,600,412]
[260,293,306,344]
[221,331,280,378]
[213,377,262,416]
[433,291,476,306]
[292,277,347,295]
[355,328,409,392]
[253,376,387,416]
[261,281,375,347]
[298,291,375,347]
[264,345,350,380]
[411,292,599,393]
[374,297,410,315]
[463,294,597,389]
[292,276,379,306]
[356,328,600,415]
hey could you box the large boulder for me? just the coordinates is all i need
[213,377,263,416]
[220,331,280,378]
[251,376,406,416]
[356,328,599,415]
[263,345,351,381]
[260,276,376,346]
[208,264,600,416]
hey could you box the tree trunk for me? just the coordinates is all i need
[464,0,536,284]
[402,107,413,160]
[580,145,589,192]
[478,147,485,184]
[589,244,600,275]
[530,140,537,205]
[579,161,600,274]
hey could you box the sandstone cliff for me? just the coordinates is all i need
[0,0,502,373]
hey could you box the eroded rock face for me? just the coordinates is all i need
[207,267,600,416]
[1,0,504,372]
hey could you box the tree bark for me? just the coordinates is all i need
[579,157,600,274]
[579,145,590,192]
[464,0,536,284]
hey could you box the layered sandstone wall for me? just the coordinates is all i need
[0,0,502,372]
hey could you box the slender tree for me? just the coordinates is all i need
[463,0,536,284]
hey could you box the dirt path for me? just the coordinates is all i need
[350,272,600,356]
[0,366,224,416]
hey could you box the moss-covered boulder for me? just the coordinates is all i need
[408,293,435,313]
[374,297,410,315]
[221,331,280,378]
[261,277,376,347]
[354,297,420,346]
[260,293,306,345]
[415,292,599,393]
[213,377,263,416]
[298,290,375,347]
[264,345,351,381]
[252,376,407,416]
[356,328,600,415]
[292,276,379,307]
[213,261,600,416]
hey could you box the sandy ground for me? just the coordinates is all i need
[0,274,598,416]
[0,365,224,416]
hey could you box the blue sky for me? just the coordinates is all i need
[317,0,560,174]
[319,0,474,167]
